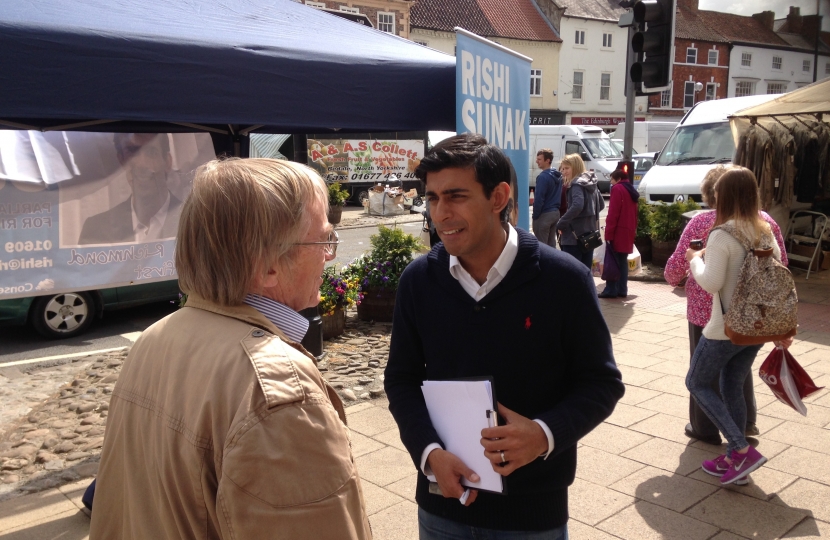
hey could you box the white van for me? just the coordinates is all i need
[611,121,678,154]
[529,125,620,193]
[638,94,781,205]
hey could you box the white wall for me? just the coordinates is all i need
[727,45,828,97]
[558,16,649,117]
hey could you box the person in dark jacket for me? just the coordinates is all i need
[532,148,562,249]
[557,153,604,269]
[599,169,639,298]
[384,134,624,539]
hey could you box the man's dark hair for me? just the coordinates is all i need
[536,148,553,163]
[416,133,511,199]
[113,133,171,165]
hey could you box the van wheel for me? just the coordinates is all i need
[31,292,95,339]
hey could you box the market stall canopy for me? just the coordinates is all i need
[0,0,456,134]
[729,79,830,141]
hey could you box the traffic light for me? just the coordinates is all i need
[616,160,635,180]
[630,0,676,92]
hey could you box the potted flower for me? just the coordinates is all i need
[319,266,362,339]
[650,199,700,267]
[345,225,422,322]
[634,197,654,263]
[327,182,349,225]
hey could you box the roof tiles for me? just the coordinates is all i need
[697,10,789,46]
[556,0,625,21]
[411,0,560,42]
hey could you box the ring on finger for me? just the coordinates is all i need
[500,451,506,462]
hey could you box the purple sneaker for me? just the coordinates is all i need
[701,455,748,485]
[721,447,766,485]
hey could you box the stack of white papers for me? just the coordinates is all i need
[421,379,504,493]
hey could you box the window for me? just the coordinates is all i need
[660,85,672,107]
[377,12,395,33]
[772,56,782,70]
[767,82,786,94]
[803,59,811,72]
[708,50,718,65]
[705,83,716,101]
[602,33,613,48]
[339,5,359,12]
[684,81,695,108]
[686,48,697,64]
[741,52,752,67]
[600,73,611,100]
[735,81,755,97]
[575,30,585,45]
[572,71,583,99]
[305,1,325,7]
[565,141,583,156]
[530,69,542,96]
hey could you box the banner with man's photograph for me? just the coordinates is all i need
[0,131,216,300]
[306,139,423,184]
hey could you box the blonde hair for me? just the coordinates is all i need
[713,167,770,245]
[559,153,585,186]
[700,165,728,207]
[176,158,328,306]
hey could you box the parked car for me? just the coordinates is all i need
[611,139,640,156]
[632,152,658,190]
[0,280,180,339]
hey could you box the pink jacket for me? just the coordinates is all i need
[604,181,638,254]
[664,211,788,327]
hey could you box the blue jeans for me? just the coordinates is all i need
[560,245,593,270]
[419,508,569,540]
[602,249,629,297]
[685,336,762,453]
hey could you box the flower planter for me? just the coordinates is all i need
[651,239,677,268]
[357,286,396,322]
[322,307,346,339]
[327,205,343,225]
[634,236,652,263]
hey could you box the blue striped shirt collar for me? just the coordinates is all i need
[243,294,309,343]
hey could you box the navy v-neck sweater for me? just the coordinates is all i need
[384,228,624,531]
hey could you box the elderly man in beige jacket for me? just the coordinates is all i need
[90,158,371,539]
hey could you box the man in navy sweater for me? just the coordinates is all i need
[384,134,624,539]
[532,149,562,249]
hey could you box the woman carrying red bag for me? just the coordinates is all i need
[599,169,638,298]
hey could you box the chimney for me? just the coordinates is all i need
[787,6,803,34]
[802,14,822,46]
[677,0,697,13]
[752,11,775,31]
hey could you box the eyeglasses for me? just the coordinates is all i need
[294,230,341,257]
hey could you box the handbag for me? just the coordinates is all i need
[601,242,621,281]
[576,230,602,253]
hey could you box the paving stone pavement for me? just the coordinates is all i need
[0,277,828,539]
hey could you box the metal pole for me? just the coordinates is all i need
[813,0,820,83]
[623,24,638,161]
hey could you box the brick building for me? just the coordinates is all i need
[648,2,729,119]
[301,0,413,39]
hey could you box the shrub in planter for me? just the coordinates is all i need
[649,199,700,266]
[344,225,423,321]
[319,266,362,339]
[327,182,349,224]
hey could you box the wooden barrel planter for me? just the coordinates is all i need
[327,205,343,225]
[322,307,346,339]
[357,287,396,322]
[651,239,677,268]
[634,236,652,263]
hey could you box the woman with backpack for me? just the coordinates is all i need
[684,167,789,485]
[557,153,604,269]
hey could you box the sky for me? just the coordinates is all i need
[698,0,830,30]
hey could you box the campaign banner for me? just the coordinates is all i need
[0,132,216,300]
[307,139,424,184]
[455,29,531,230]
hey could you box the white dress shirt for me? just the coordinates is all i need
[420,224,555,478]
[131,192,171,242]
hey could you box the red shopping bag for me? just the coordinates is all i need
[758,346,824,416]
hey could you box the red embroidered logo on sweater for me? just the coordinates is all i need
[524,316,532,330]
